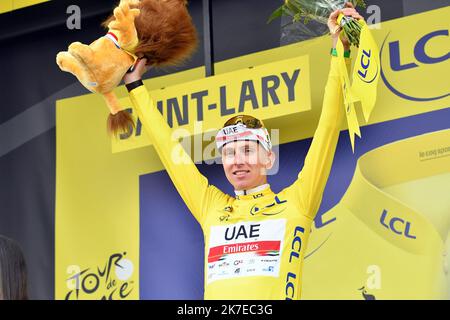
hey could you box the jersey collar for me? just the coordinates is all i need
[235,183,272,200]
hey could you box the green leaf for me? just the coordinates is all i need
[267,5,285,24]
[303,13,312,24]
[354,0,367,9]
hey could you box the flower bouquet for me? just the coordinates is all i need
[268,0,366,47]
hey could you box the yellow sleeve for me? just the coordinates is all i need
[287,56,350,220]
[128,85,227,225]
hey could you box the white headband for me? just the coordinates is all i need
[215,124,272,152]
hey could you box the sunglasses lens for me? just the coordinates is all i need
[223,115,263,128]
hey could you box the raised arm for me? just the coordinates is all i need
[287,5,363,220]
[123,60,226,225]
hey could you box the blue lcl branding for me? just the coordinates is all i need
[389,30,449,71]
[380,209,416,239]
[356,47,379,84]
[381,29,450,101]
[358,49,372,79]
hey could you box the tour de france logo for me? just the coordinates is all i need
[65,252,134,300]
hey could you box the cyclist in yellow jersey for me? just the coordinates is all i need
[123,5,363,300]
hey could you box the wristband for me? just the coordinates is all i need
[330,48,351,58]
[126,79,144,92]
[330,48,338,57]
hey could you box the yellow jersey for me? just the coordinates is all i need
[129,57,347,300]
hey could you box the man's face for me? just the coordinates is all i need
[221,140,274,191]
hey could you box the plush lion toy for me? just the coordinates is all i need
[56,0,197,136]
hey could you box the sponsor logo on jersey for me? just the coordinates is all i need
[206,219,286,283]
[250,196,287,216]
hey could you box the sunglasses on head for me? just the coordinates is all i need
[223,115,265,129]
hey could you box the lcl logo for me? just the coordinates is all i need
[357,49,378,83]
[380,209,416,239]
[380,29,450,101]
[388,30,449,71]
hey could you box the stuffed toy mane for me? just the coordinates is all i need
[56,0,197,136]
